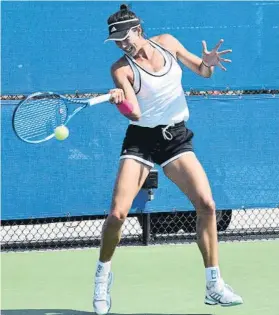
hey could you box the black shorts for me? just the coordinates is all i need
[120,121,194,167]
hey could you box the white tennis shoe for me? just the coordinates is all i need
[93,272,113,315]
[205,278,243,307]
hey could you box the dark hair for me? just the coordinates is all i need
[107,4,138,25]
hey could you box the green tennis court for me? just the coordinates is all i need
[2,240,279,315]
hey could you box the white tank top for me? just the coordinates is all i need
[125,40,189,128]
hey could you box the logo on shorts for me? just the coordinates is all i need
[123,150,127,154]
[111,26,117,32]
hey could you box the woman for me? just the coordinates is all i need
[94,4,243,314]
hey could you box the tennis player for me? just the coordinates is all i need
[93,4,243,314]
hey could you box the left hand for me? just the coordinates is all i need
[202,39,232,71]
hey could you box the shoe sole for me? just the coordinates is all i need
[205,297,243,307]
[107,272,113,313]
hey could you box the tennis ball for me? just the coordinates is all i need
[54,125,69,141]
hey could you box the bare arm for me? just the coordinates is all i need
[156,34,213,78]
[176,41,214,78]
[156,34,232,78]
[111,63,141,121]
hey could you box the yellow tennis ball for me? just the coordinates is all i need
[54,125,69,141]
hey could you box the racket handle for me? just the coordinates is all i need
[88,94,111,106]
[117,100,133,115]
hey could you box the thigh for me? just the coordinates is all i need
[163,152,214,208]
[110,158,151,217]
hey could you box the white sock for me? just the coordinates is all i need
[206,266,221,282]
[96,260,111,276]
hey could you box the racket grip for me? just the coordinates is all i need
[117,100,133,115]
[88,94,111,106]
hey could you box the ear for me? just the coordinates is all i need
[137,26,143,37]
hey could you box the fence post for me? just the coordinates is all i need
[142,213,150,245]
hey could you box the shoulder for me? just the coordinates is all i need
[110,56,134,85]
[111,56,129,74]
[110,56,132,79]
[150,34,178,47]
[149,33,180,56]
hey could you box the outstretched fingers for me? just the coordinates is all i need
[217,61,227,71]
[218,49,232,56]
[213,39,224,52]
[202,40,208,53]
[219,57,232,63]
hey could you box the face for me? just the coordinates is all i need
[115,28,142,57]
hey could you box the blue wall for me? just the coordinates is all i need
[2,1,279,94]
[2,95,279,220]
[2,1,279,220]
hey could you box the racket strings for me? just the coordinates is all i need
[14,97,67,142]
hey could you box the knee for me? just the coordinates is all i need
[110,198,132,221]
[105,210,127,228]
[195,197,216,216]
[102,214,124,233]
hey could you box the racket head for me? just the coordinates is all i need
[13,92,69,143]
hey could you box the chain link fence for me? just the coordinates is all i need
[1,207,279,251]
[1,89,279,101]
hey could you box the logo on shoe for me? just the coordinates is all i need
[211,270,217,280]
[96,265,103,275]
[210,292,222,302]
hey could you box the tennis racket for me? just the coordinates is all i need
[12,92,111,144]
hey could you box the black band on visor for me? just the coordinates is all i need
[105,18,140,42]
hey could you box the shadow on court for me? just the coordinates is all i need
[1,311,213,315]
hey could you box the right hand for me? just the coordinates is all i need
[109,88,125,104]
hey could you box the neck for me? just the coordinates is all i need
[134,39,154,60]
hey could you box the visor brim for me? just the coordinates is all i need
[104,31,130,43]
[104,25,140,43]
